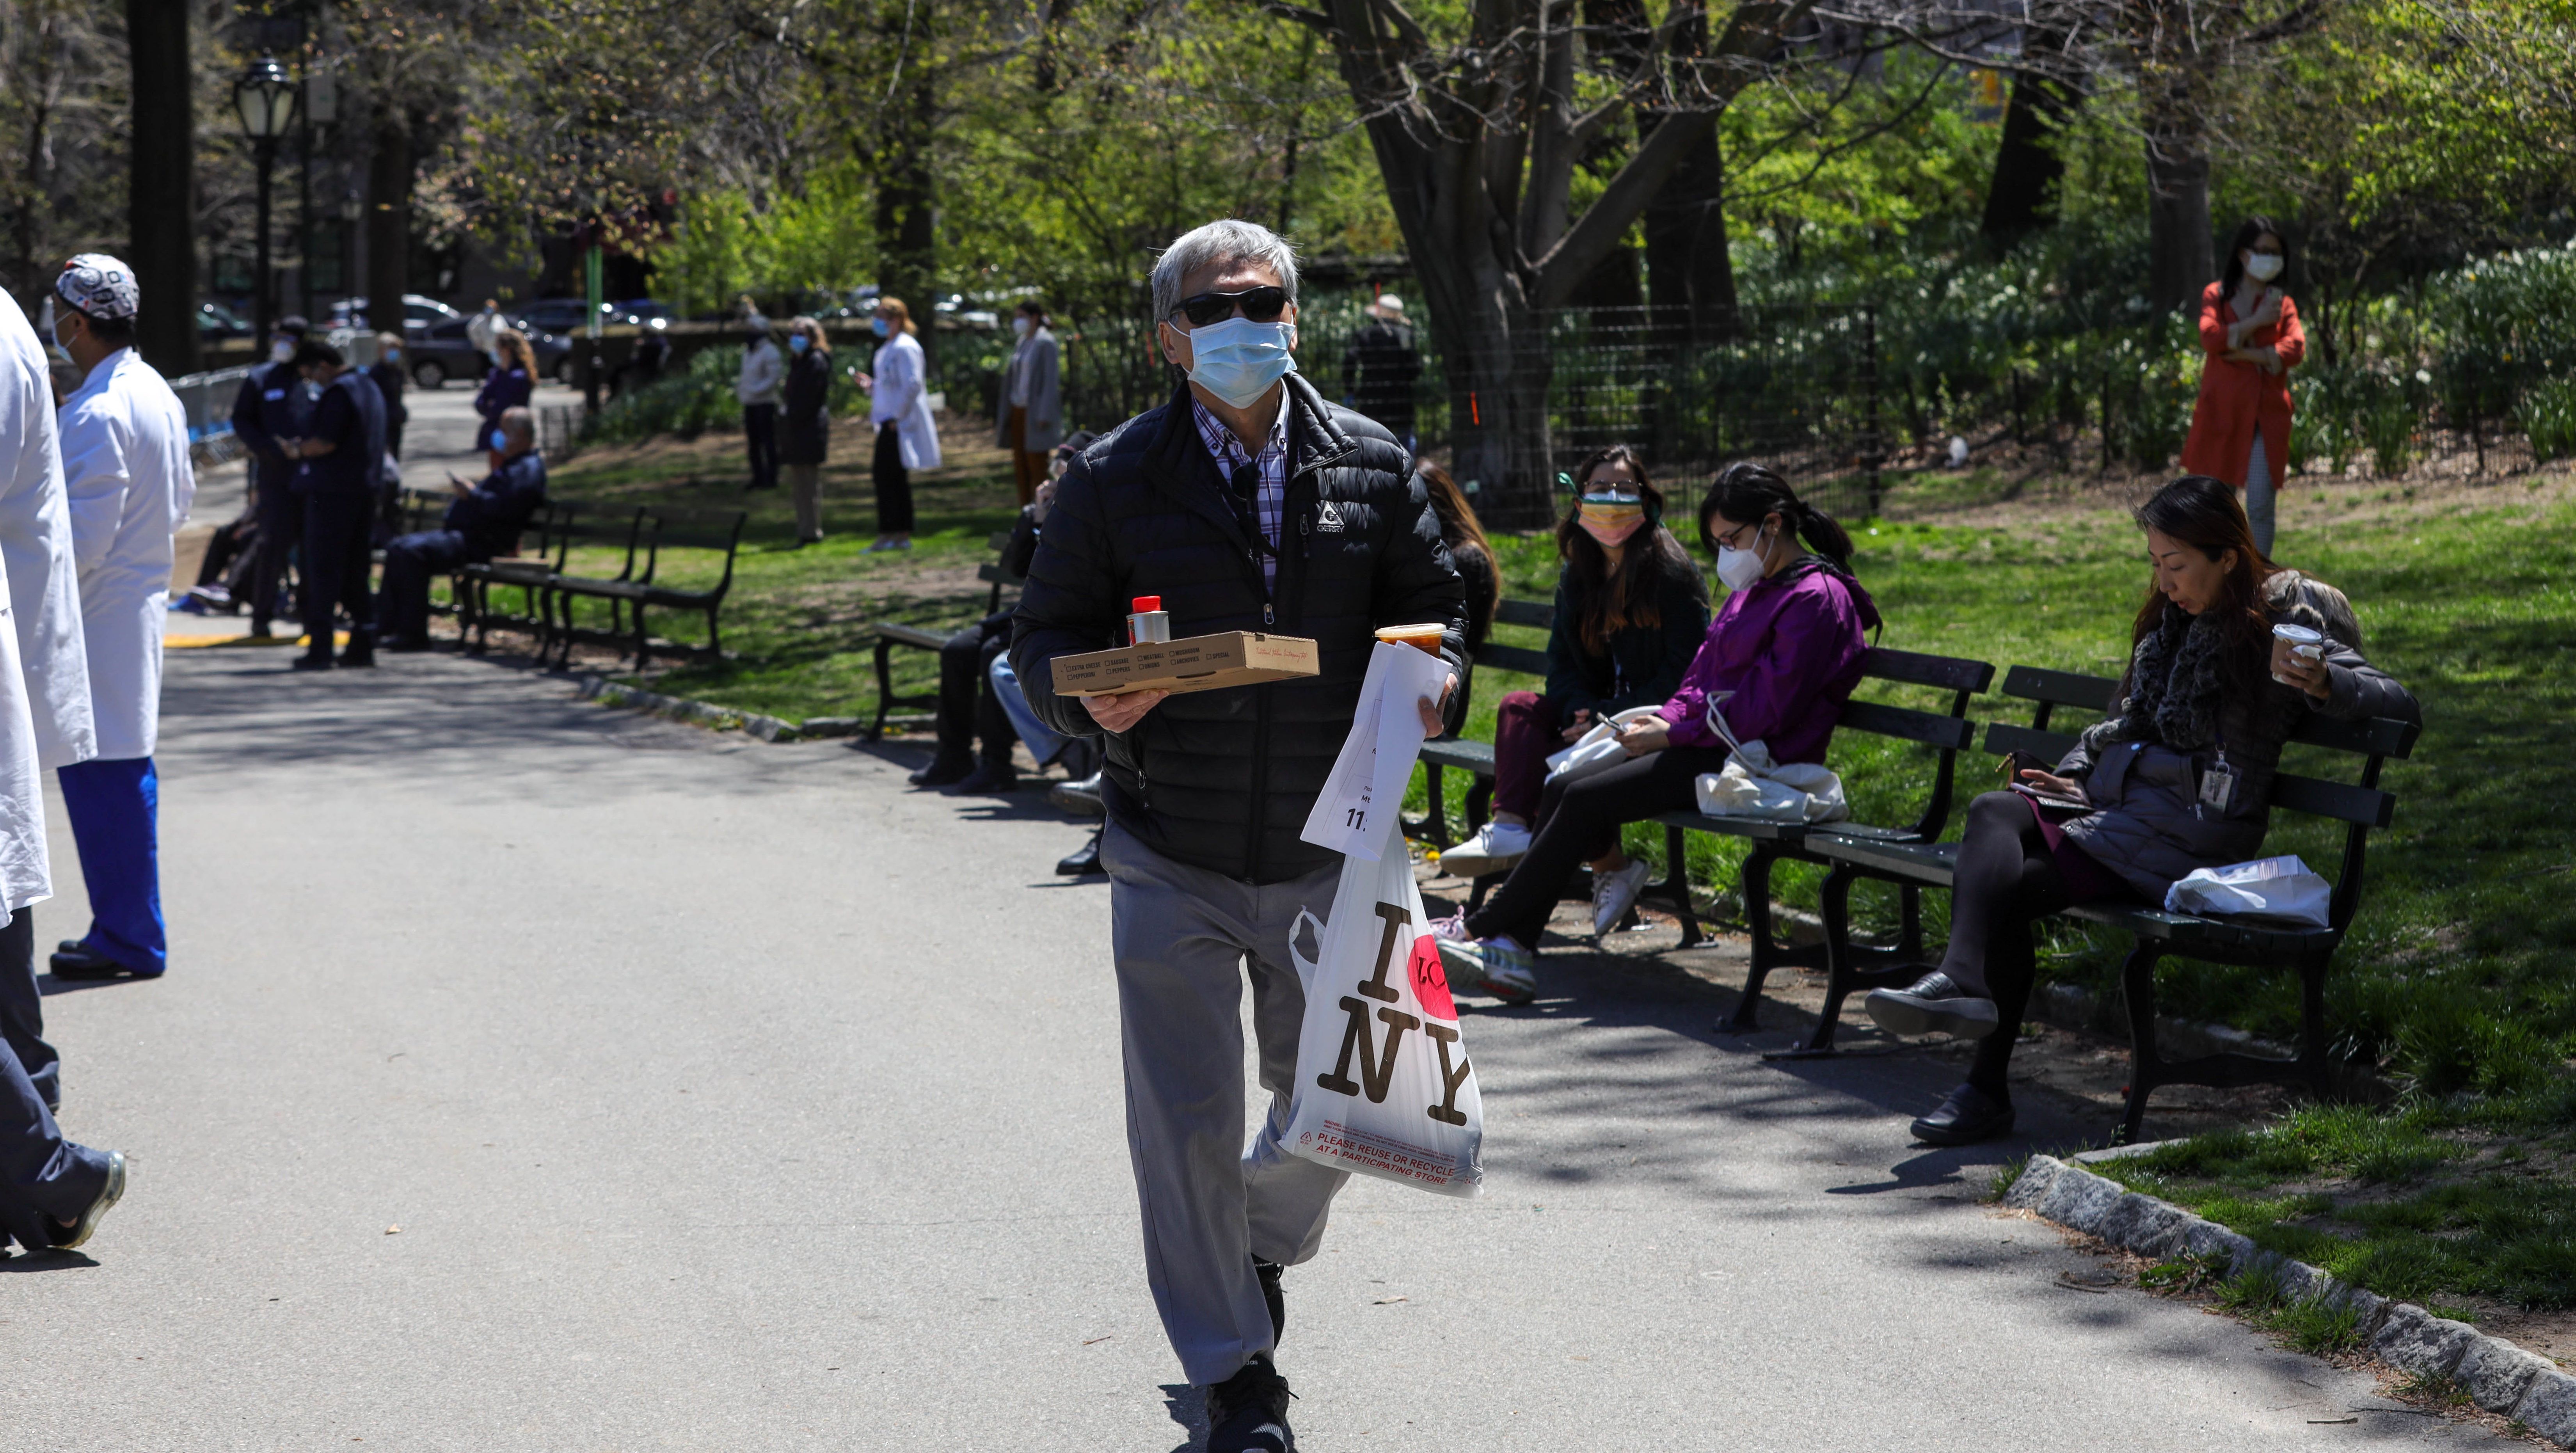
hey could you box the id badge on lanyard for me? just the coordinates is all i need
[2197,742,2240,818]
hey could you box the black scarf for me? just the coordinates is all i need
[2119,605,2229,750]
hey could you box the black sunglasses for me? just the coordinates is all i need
[1172,286,1290,328]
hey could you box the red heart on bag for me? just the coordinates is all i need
[1407,934,1456,1020]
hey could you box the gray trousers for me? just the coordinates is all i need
[1100,822,1349,1386]
[2246,432,2276,555]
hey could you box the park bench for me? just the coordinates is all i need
[1805,664,2420,1142]
[1634,648,1993,1037]
[1413,597,1557,847]
[866,529,1026,742]
[542,506,743,671]
[455,501,579,655]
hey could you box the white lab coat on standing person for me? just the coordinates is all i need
[56,348,193,763]
[868,328,942,470]
[0,294,75,913]
[0,293,91,773]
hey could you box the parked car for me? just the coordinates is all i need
[609,298,673,329]
[510,297,598,336]
[400,295,572,388]
[196,300,254,341]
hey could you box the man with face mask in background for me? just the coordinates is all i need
[376,406,546,652]
[1009,218,1464,1453]
[48,254,194,987]
[735,316,783,492]
[277,339,386,671]
[227,314,313,636]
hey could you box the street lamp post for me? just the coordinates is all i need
[233,57,299,346]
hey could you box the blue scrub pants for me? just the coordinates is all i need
[57,757,164,977]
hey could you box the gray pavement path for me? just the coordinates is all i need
[1,649,2505,1450]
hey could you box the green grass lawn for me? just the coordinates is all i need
[530,433,2576,1312]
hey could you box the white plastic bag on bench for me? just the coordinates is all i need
[1283,812,1483,1197]
[2162,854,2331,927]
[1542,705,1666,787]
[1692,741,1851,824]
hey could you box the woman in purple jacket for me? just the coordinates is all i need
[1434,464,1879,1003]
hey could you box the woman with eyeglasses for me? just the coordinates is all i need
[1437,445,1707,882]
[2181,216,2305,554]
[852,296,942,552]
[1435,462,1878,1003]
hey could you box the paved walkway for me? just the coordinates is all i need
[4,650,2503,1449]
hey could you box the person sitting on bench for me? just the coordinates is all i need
[1416,459,1500,732]
[376,407,547,652]
[1436,444,1705,879]
[1864,475,2418,1146]
[910,490,1046,794]
[1433,462,1877,1004]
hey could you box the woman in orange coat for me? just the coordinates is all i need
[2181,216,2305,554]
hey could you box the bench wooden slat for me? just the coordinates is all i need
[2061,901,2340,952]
[2289,712,2419,758]
[2002,664,2118,712]
[2270,771,2396,827]
[874,622,949,650]
[976,563,1025,586]
[1493,599,1554,629]
[1419,739,1494,771]
[1861,646,1995,694]
[1984,721,2081,762]
[1808,833,1958,883]
[1472,643,1550,676]
[1837,699,1973,751]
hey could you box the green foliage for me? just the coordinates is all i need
[2519,377,2576,463]
[579,346,744,447]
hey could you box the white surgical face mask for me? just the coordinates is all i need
[1714,522,1773,592]
[271,339,297,364]
[1176,316,1297,409]
[1012,316,1031,339]
[2244,252,2284,282]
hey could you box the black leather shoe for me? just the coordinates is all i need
[339,645,377,669]
[1048,772,1105,818]
[1866,970,2001,1039]
[47,1151,124,1250]
[1911,1082,2016,1147]
[908,752,974,788]
[1254,1256,1285,1344]
[290,651,334,671]
[380,634,432,654]
[1205,1353,1296,1453]
[940,760,1018,796]
[48,946,153,982]
[1056,831,1103,877]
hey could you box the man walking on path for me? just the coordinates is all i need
[226,313,311,636]
[1011,218,1463,1453]
[737,318,783,492]
[46,254,194,984]
[0,284,122,1255]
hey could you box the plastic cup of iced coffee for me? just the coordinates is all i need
[1375,623,1448,657]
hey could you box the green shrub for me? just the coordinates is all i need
[2520,376,2576,462]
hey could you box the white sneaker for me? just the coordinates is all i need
[1437,821,1531,879]
[1591,858,1655,937]
[1434,933,1537,1004]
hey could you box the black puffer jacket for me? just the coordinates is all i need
[1012,375,1466,883]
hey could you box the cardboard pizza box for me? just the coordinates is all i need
[1050,631,1321,698]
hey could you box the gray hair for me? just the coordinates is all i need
[1150,219,1300,324]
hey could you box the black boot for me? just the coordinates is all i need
[1911,1082,2016,1147]
[290,650,335,671]
[1055,830,1103,877]
[940,760,1019,796]
[908,751,974,788]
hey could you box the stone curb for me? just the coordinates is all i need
[2005,1155,2576,1446]
[576,675,799,742]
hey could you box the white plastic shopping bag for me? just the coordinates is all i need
[2163,854,2332,927]
[1301,640,1453,861]
[1693,741,1852,823]
[1283,812,1483,1197]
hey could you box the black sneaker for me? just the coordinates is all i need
[1911,1082,2016,1146]
[1205,1354,1295,1453]
[908,752,974,788]
[1253,1255,1285,1344]
[1865,970,2000,1039]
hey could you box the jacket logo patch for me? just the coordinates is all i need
[1315,500,1346,533]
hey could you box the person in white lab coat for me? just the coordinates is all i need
[851,295,941,552]
[46,254,194,985]
[0,279,124,1254]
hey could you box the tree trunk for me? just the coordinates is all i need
[1642,122,1736,344]
[2144,112,2212,313]
[127,0,197,373]
[1980,69,2071,246]
[366,110,412,336]
[874,70,938,369]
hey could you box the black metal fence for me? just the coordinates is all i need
[1052,298,1885,526]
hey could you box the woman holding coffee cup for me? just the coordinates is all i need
[1865,475,2416,1146]
[2182,216,2306,555]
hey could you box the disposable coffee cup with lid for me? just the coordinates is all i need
[2270,622,2324,683]
[1375,623,1447,657]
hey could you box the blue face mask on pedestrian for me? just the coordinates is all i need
[1176,316,1297,409]
[871,317,890,338]
[789,334,810,354]
[489,428,508,451]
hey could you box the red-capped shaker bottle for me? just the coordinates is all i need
[1128,596,1171,645]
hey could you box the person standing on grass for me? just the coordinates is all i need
[781,317,833,545]
[1864,476,2414,1145]
[47,254,195,986]
[995,299,1061,508]
[1340,292,1423,451]
[737,316,783,493]
[0,285,123,1258]
[1434,445,1706,880]
[2181,217,2305,556]
[1010,217,1463,1453]
[852,296,938,553]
